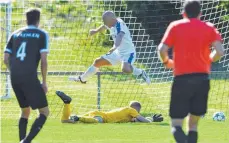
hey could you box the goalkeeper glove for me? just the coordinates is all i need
[148,114,164,122]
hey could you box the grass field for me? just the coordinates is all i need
[1,79,229,143]
[1,118,229,143]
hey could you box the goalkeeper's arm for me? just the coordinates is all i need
[133,114,164,123]
[134,115,152,123]
[89,25,107,36]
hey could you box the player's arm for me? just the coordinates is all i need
[158,23,174,69]
[3,53,10,70]
[41,53,48,84]
[158,43,173,69]
[129,108,151,123]
[40,32,49,94]
[210,41,224,62]
[89,25,107,36]
[135,115,152,123]
[109,31,125,53]
[3,35,13,70]
[209,26,224,62]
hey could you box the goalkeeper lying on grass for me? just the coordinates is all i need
[56,91,163,123]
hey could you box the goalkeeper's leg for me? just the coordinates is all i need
[69,114,103,123]
[78,116,100,123]
[69,57,112,83]
[55,91,74,123]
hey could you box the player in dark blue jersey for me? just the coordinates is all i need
[3,8,49,143]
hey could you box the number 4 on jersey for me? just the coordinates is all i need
[17,42,26,61]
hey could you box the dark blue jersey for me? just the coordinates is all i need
[4,25,49,79]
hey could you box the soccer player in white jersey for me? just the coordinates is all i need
[70,11,151,84]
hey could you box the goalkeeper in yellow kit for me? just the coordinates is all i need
[56,91,163,123]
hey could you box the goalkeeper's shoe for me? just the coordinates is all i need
[56,91,72,104]
[69,76,86,84]
[140,70,151,85]
[69,115,80,123]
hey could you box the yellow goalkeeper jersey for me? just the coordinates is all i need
[87,107,139,123]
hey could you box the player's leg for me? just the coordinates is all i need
[171,119,186,143]
[187,114,200,143]
[121,53,151,84]
[78,111,104,123]
[169,78,192,143]
[81,57,111,81]
[22,79,49,143]
[11,82,30,142]
[70,111,104,123]
[78,116,100,123]
[188,79,210,143]
[23,107,49,143]
[55,91,73,123]
[19,107,30,141]
[69,56,112,83]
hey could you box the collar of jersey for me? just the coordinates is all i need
[27,25,38,29]
[112,20,119,28]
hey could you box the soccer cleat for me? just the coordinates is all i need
[55,91,72,104]
[69,115,80,122]
[19,140,25,143]
[140,70,151,85]
[69,76,86,84]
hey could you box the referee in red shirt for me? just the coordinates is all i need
[158,1,224,143]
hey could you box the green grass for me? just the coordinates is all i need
[1,79,229,143]
[1,119,229,143]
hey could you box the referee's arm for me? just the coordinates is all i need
[210,41,224,62]
[158,23,174,69]
[209,26,224,62]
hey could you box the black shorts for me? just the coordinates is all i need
[169,73,210,118]
[11,77,48,110]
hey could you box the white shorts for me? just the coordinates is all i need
[101,51,136,66]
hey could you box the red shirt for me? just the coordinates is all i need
[161,18,222,76]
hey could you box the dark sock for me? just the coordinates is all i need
[19,118,28,141]
[23,114,47,143]
[188,131,198,143]
[172,126,187,143]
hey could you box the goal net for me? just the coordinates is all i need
[1,0,228,122]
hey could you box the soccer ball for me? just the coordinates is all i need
[212,112,226,121]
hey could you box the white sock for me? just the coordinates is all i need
[132,66,142,76]
[80,65,98,81]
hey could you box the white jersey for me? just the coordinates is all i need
[107,18,135,55]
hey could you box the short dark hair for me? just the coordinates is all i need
[183,0,201,18]
[26,8,40,25]
[129,101,141,109]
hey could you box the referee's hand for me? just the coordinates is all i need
[42,83,48,94]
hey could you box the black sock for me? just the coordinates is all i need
[19,118,28,141]
[188,131,198,143]
[172,126,187,143]
[23,114,47,143]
